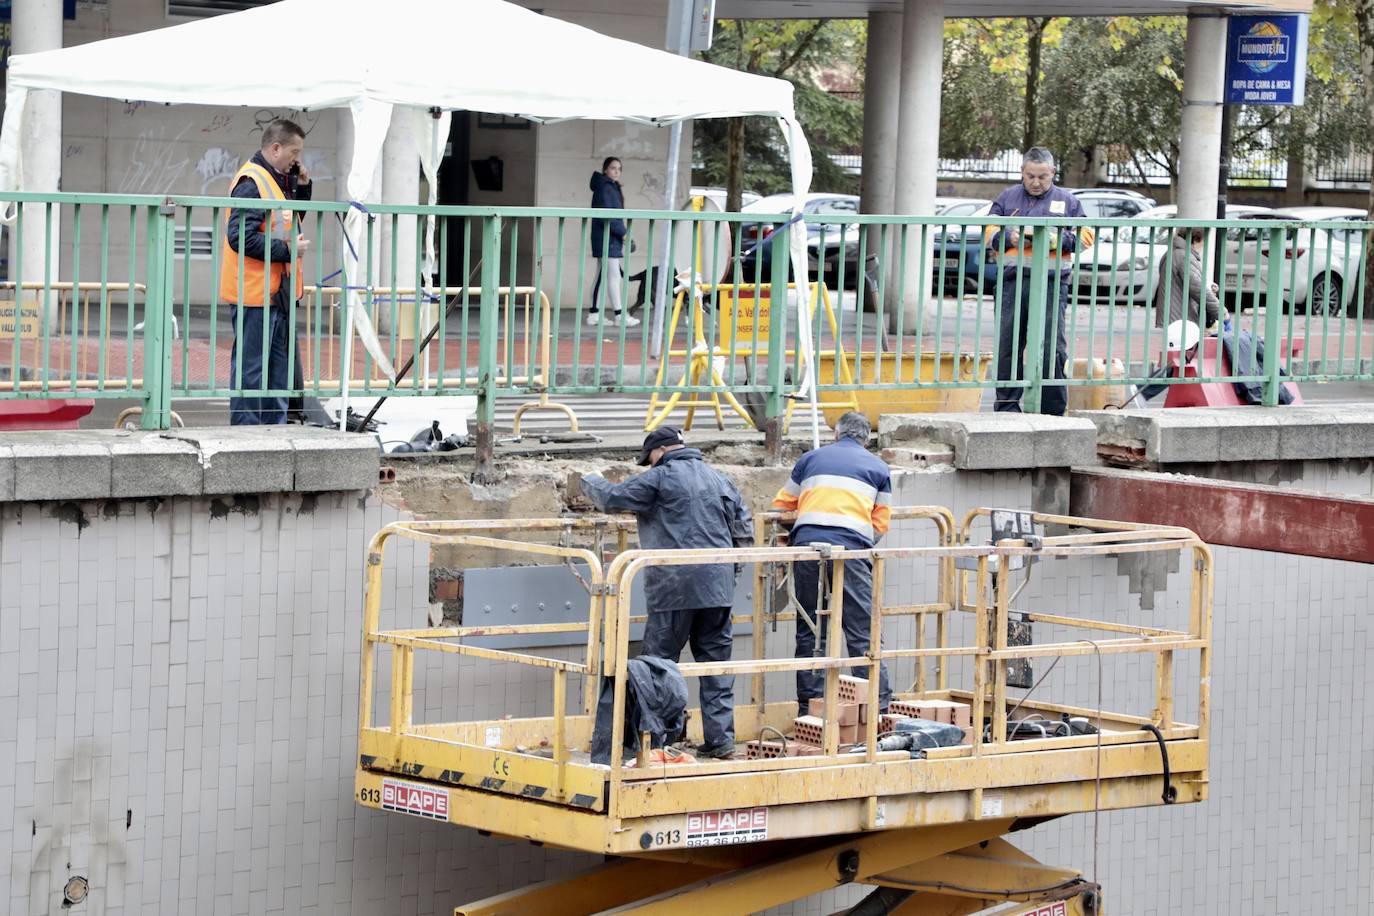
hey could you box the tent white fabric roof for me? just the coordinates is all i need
[3,0,798,122]
[0,0,822,440]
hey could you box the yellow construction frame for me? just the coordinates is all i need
[354,509,1213,913]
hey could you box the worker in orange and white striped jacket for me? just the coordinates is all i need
[771,411,892,712]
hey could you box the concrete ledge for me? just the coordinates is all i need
[878,412,1098,470]
[0,427,380,503]
[110,434,204,498]
[0,444,12,502]
[6,431,116,501]
[1073,406,1374,464]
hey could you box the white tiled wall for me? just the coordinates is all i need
[1,465,1369,914]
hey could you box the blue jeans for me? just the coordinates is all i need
[229,303,291,425]
[792,556,891,711]
[995,268,1070,416]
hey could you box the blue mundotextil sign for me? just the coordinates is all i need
[1225,14,1309,106]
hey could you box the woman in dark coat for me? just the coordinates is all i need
[587,156,638,326]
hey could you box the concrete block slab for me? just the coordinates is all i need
[879,412,1094,470]
[291,432,379,493]
[1272,408,1345,461]
[1075,408,1219,464]
[164,428,295,496]
[110,434,204,498]
[3,431,113,501]
[880,412,1032,470]
[1330,406,1374,458]
[1208,408,1280,462]
[1029,417,1099,467]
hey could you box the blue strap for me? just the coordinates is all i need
[741,210,806,259]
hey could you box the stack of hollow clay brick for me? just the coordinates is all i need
[745,675,874,759]
[885,698,975,745]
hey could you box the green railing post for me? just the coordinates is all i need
[1261,226,1286,406]
[140,201,175,430]
[764,224,790,462]
[1022,225,1051,414]
[474,213,502,481]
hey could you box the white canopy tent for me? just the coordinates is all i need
[0,0,822,441]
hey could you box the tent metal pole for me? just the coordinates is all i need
[650,0,697,360]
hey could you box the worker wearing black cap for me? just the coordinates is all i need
[580,427,754,759]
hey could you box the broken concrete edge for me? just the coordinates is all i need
[1071,405,1374,464]
[877,412,1098,470]
[0,427,381,502]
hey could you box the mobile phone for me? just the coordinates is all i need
[288,162,301,177]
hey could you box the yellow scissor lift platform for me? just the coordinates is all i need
[355,508,1212,915]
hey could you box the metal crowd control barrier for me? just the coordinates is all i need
[1,191,1370,468]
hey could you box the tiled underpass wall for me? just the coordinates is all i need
[0,492,596,916]
[877,468,1373,916]
[0,462,1369,915]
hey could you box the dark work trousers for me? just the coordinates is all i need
[994,267,1071,416]
[229,299,292,425]
[640,607,734,750]
[792,556,892,711]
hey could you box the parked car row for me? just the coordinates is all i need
[709,189,1369,315]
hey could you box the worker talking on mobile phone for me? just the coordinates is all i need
[218,118,314,425]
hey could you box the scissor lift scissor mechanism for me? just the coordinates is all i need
[354,508,1212,914]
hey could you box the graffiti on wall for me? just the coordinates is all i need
[116,125,192,195]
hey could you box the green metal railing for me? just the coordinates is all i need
[1,191,1370,465]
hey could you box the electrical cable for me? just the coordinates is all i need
[1141,723,1178,804]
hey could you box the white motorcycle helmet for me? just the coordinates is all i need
[1166,319,1201,354]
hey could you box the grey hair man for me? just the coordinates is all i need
[983,147,1096,416]
[771,411,894,714]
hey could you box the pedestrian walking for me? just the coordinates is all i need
[587,156,639,327]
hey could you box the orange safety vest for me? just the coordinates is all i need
[217,161,304,306]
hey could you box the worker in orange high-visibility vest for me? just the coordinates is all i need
[219,118,313,425]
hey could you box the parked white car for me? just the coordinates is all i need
[1071,204,1275,306]
[1228,207,1367,315]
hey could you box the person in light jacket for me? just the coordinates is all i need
[1154,227,1224,332]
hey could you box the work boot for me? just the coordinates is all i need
[694,742,736,760]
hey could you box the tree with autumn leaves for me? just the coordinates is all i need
[695,5,1367,211]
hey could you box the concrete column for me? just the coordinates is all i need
[380,108,420,333]
[11,0,63,307]
[860,10,903,312]
[861,12,902,219]
[890,0,944,326]
[1177,13,1228,220]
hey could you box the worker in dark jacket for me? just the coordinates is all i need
[220,118,313,425]
[581,427,753,758]
[772,411,893,712]
[587,156,638,327]
[983,147,1095,416]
